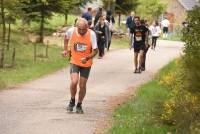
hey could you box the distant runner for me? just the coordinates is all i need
[130,16,148,73]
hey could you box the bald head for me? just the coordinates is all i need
[76,18,88,28]
[76,18,88,36]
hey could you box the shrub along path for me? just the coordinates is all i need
[0,40,183,134]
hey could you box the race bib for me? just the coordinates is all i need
[74,43,87,52]
[136,36,142,41]
[135,31,142,41]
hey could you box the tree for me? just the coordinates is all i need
[182,5,200,93]
[136,0,166,21]
[115,0,139,27]
[19,0,62,43]
[59,0,92,25]
[58,0,82,26]
[102,0,115,11]
[0,0,19,68]
[4,0,18,50]
[0,0,6,68]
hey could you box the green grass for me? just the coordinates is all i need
[109,61,177,134]
[0,30,68,90]
[111,37,129,49]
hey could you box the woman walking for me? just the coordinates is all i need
[149,21,161,50]
[94,15,109,59]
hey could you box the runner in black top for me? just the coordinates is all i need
[131,16,148,73]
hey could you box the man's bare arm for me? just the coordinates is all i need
[62,37,71,57]
[87,49,98,59]
[81,49,98,64]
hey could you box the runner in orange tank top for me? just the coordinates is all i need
[62,18,98,113]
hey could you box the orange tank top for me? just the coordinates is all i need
[69,28,93,67]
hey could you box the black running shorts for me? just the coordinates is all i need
[133,43,145,53]
[70,64,91,79]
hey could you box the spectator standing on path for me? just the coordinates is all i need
[62,18,98,114]
[161,17,170,38]
[94,15,109,59]
[141,20,150,71]
[82,7,92,22]
[106,10,115,51]
[94,7,103,27]
[149,21,161,50]
[130,16,148,73]
[126,11,135,48]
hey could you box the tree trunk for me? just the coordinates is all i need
[108,0,111,11]
[0,0,6,68]
[39,7,45,43]
[7,23,11,50]
[0,48,4,68]
[118,12,121,27]
[22,17,30,26]
[64,13,68,26]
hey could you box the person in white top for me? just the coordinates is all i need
[161,17,170,38]
[149,21,161,50]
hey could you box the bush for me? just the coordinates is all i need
[182,6,200,93]
[160,60,200,133]
[160,5,200,133]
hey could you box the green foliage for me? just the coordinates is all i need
[102,0,115,11]
[58,0,80,13]
[18,0,62,21]
[182,6,200,93]
[136,0,166,21]
[160,5,200,133]
[160,59,200,134]
[57,0,91,14]
[115,0,139,14]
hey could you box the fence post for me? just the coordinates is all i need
[34,43,36,62]
[0,48,4,68]
[46,40,49,58]
[11,46,16,67]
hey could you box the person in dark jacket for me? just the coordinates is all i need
[126,11,135,48]
[94,15,109,59]
[94,7,103,26]
[82,7,92,22]
[106,10,115,51]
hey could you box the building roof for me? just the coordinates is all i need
[178,0,199,10]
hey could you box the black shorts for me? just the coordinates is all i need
[70,64,91,79]
[133,43,145,53]
[163,27,168,33]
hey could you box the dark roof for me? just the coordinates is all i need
[178,0,199,10]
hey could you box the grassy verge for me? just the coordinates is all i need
[109,60,177,134]
[0,31,68,90]
[111,37,129,49]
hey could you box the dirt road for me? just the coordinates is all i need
[0,40,183,134]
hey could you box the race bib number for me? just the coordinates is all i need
[135,31,142,41]
[74,43,87,52]
[136,36,142,41]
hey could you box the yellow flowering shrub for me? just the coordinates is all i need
[161,89,199,125]
[159,59,200,133]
